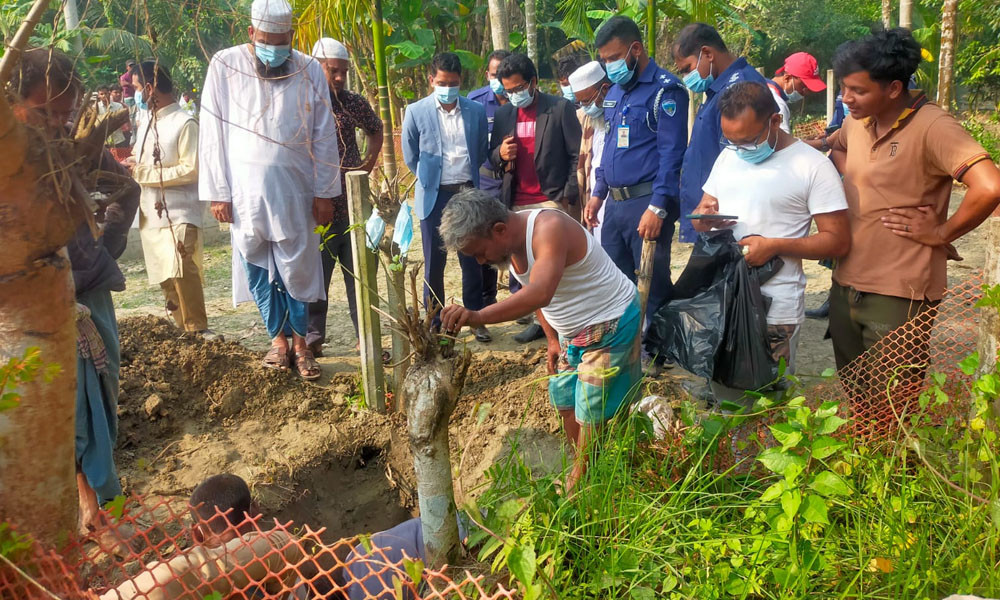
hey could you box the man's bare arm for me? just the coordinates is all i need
[739,210,850,267]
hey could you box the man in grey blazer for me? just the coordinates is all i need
[402,52,492,340]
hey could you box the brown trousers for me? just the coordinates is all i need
[160,225,207,332]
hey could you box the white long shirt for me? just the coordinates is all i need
[436,100,472,185]
[199,45,341,305]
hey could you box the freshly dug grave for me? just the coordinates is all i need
[115,317,562,541]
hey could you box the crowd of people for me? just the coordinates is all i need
[8,0,1000,593]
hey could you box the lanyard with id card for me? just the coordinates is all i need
[617,105,630,148]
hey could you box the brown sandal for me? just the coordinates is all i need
[294,349,322,381]
[263,345,290,370]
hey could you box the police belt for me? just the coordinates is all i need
[609,180,654,201]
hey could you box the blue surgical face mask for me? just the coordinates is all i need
[682,50,714,93]
[583,101,604,118]
[489,77,506,97]
[561,84,576,102]
[509,87,534,108]
[605,43,638,86]
[255,43,291,68]
[786,90,804,104]
[435,85,460,104]
[735,123,777,164]
[134,89,148,111]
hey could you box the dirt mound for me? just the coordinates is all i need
[114,317,564,540]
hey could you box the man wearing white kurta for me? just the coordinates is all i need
[129,61,216,338]
[199,0,340,379]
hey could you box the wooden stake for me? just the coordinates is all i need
[347,171,386,412]
[638,239,656,326]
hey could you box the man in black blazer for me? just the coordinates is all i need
[489,53,582,342]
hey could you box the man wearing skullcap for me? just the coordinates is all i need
[305,38,384,356]
[568,61,611,243]
[199,0,341,380]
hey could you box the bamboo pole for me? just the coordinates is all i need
[646,0,656,56]
[637,240,656,326]
[347,171,386,412]
[936,0,957,111]
[372,0,396,182]
[826,70,835,126]
[978,215,1000,385]
[0,0,50,85]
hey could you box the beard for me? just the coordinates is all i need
[490,255,512,274]
[254,55,292,80]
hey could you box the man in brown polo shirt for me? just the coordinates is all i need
[816,28,1000,369]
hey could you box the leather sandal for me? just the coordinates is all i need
[294,349,322,381]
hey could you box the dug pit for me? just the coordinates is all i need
[114,317,564,540]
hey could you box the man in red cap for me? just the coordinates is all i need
[774,52,827,105]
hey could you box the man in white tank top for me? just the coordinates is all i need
[439,189,641,489]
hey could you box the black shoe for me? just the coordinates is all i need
[473,325,493,343]
[513,323,545,344]
[806,298,830,320]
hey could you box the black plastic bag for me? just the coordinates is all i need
[713,254,779,390]
[647,230,741,379]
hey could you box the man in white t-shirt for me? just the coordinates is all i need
[692,81,849,372]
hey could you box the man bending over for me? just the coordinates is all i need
[440,189,641,488]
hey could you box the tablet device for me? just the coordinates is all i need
[686,213,739,220]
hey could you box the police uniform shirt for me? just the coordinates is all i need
[592,59,688,213]
[468,84,503,192]
[679,56,767,242]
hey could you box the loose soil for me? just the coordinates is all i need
[115,317,562,541]
[112,186,986,542]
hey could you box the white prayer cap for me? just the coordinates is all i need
[568,61,607,93]
[251,0,293,34]
[312,38,349,60]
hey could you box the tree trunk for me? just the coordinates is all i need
[488,0,509,51]
[62,0,83,55]
[882,0,892,28]
[404,356,468,567]
[899,0,913,30]
[525,0,537,66]
[0,92,80,549]
[936,0,957,110]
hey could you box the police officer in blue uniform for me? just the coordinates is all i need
[673,23,767,243]
[586,16,689,354]
[463,49,511,341]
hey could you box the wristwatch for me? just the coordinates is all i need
[646,205,668,219]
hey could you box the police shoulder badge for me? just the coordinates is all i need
[662,99,677,117]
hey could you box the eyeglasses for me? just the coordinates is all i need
[503,81,531,95]
[720,120,772,152]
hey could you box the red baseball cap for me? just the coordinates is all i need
[776,52,826,92]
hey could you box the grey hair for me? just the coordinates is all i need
[439,188,511,251]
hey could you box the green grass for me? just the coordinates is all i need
[467,365,1000,600]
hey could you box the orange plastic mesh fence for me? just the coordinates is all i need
[809,272,987,439]
[0,496,515,600]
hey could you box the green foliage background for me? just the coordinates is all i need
[2,0,999,111]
